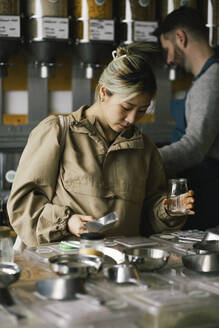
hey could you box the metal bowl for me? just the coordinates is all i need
[182,253,219,273]
[0,262,21,287]
[49,252,116,276]
[36,277,86,300]
[125,248,169,272]
[49,255,90,277]
[193,240,219,253]
[49,254,104,276]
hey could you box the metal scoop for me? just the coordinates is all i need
[0,262,22,311]
[86,211,118,233]
[103,264,148,288]
[0,262,21,288]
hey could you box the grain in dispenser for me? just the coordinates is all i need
[118,0,158,45]
[70,0,116,79]
[0,0,22,76]
[22,0,69,78]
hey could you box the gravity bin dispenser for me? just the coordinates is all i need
[117,0,158,45]
[70,0,116,108]
[206,0,219,52]
[22,0,69,79]
[0,0,22,127]
[22,0,70,124]
[0,0,22,78]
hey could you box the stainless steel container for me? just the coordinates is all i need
[182,253,219,272]
[25,0,68,17]
[24,0,68,41]
[70,0,115,78]
[36,276,86,300]
[125,248,170,272]
[0,0,21,76]
[0,0,20,15]
[205,0,219,46]
[162,0,197,18]
[118,0,157,45]
[23,0,69,77]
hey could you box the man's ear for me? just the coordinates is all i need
[175,29,188,49]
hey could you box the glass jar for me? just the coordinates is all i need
[79,232,105,257]
[0,226,14,262]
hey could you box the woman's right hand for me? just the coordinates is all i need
[67,214,96,237]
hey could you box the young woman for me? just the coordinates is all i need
[7,43,194,247]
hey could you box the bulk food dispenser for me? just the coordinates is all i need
[0,0,22,77]
[0,1,22,226]
[117,0,158,45]
[70,0,116,79]
[22,0,69,78]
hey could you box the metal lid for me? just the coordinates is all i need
[80,232,105,240]
[0,226,10,237]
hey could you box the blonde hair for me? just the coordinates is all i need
[95,43,157,101]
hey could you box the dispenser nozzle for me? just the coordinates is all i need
[85,64,93,79]
[40,64,49,78]
[169,67,176,81]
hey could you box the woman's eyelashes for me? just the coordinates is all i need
[138,107,148,113]
[121,104,148,114]
[121,105,132,112]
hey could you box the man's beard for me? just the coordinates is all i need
[173,44,190,73]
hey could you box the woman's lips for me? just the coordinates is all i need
[119,123,129,129]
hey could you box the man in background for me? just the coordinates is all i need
[155,6,219,230]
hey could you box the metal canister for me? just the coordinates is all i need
[23,0,68,41]
[0,0,21,76]
[118,0,157,44]
[70,0,115,78]
[25,0,68,17]
[0,0,20,15]
[162,0,197,18]
[71,0,113,42]
[119,0,156,21]
[204,0,219,46]
[23,0,69,78]
[73,0,112,19]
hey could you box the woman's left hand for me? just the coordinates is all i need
[163,190,195,216]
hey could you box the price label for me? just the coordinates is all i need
[90,19,114,41]
[0,15,20,37]
[43,17,69,39]
[134,21,158,42]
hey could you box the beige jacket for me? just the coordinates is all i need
[7,106,186,247]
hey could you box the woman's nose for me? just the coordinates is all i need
[125,110,137,124]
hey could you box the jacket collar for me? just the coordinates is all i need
[69,106,144,150]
